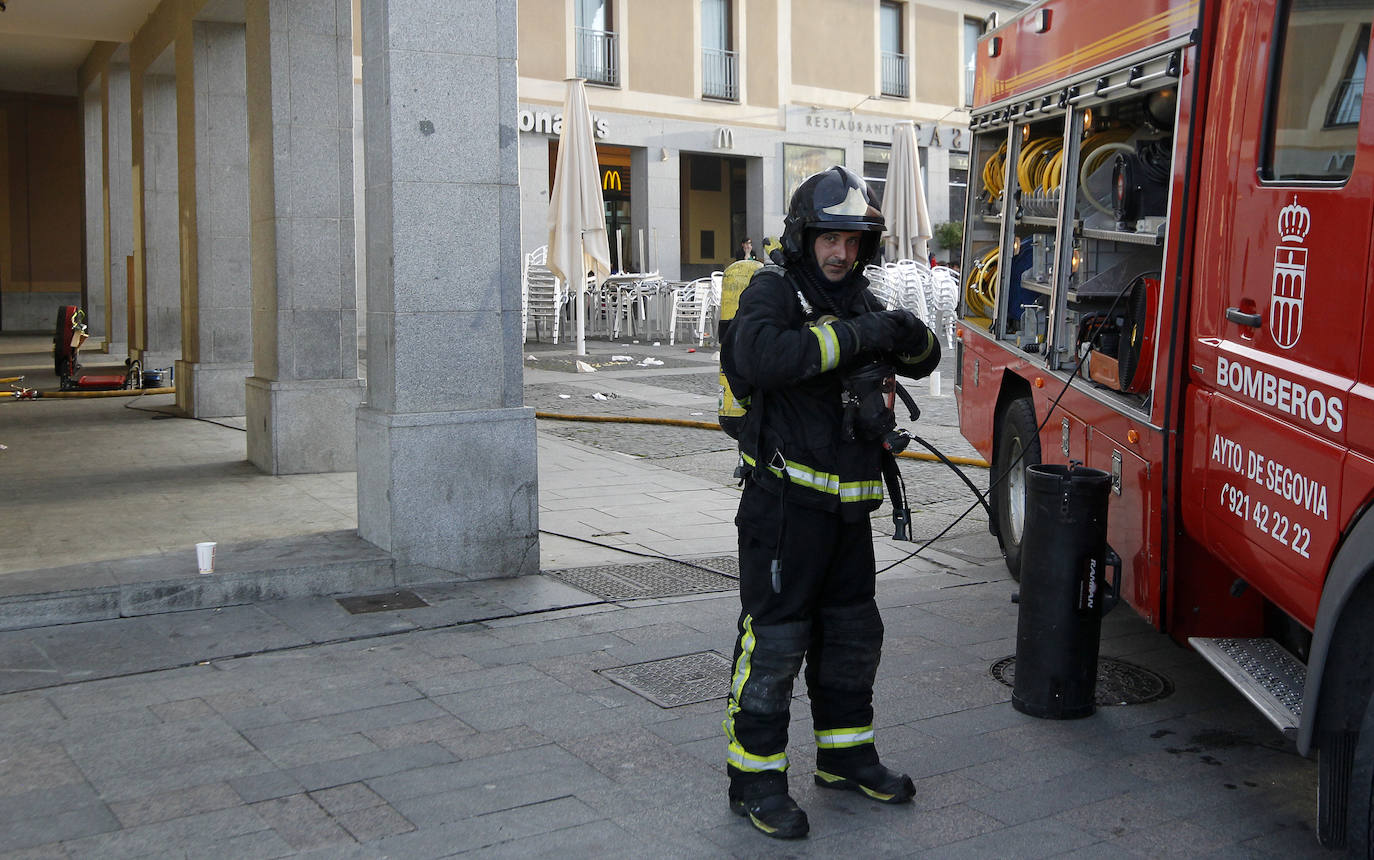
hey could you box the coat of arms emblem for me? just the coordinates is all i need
[1270,196,1310,350]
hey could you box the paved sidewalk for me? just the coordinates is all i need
[0,334,1329,857]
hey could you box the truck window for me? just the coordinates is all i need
[1263,1,1373,183]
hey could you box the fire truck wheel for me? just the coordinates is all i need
[1346,691,1374,855]
[993,397,1041,581]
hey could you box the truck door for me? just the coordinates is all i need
[1192,0,1373,626]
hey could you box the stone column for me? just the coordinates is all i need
[746,156,766,256]
[107,64,134,358]
[177,21,252,418]
[141,68,182,372]
[82,80,105,343]
[647,149,682,280]
[245,0,364,474]
[355,0,538,577]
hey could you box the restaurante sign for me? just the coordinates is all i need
[518,109,609,139]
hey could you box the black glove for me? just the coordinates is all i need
[846,309,921,353]
[893,315,934,357]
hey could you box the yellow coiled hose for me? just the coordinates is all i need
[964,246,1000,319]
[981,140,1009,201]
[1017,137,1063,196]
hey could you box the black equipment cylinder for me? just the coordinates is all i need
[1012,463,1113,719]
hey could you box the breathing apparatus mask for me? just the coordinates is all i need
[841,361,920,455]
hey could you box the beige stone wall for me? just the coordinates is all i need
[913,3,960,106]
[518,0,567,83]
[745,0,779,108]
[0,94,83,299]
[791,0,874,95]
[627,0,694,97]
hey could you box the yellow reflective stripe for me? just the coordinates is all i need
[815,726,875,749]
[809,323,841,372]
[730,616,756,704]
[739,453,883,503]
[723,616,790,773]
[895,330,936,365]
[727,745,789,772]
[839,480,884,502]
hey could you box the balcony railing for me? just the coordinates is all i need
[881,51,909,98]
[1326,74,1365,127]
[703,47,738,101]
[576,27,619,87]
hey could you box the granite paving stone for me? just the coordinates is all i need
[332,802,416,842]
[308,782,386,816]
[371,795,603,859]
[365,744,586,804]
[249,793,355,851]
[257,733,382,770]
[107,781,242,828]
[359,713,477,749]
[286,742,456,792]
[228,769,306,804]
[385,764,612,827]
[59,806,275,860]
[0,784,117,852]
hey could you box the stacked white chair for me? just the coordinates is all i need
[930,265,961,349]
[522,245,565,344]
[669,277,714,346]
[864,264,901,310]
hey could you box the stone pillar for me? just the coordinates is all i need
[647,149,682,279]
[355,0,538,577]
[83,80,105,342]
[141,68,182,372]
[108,64,134,358]
[245,0,364,474]
[746,156,766,257]
[177,21,252,418]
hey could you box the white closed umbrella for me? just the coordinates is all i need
[881,120,934,263]
[547,78,612,356]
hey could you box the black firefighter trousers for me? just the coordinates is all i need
[723,480,886,794]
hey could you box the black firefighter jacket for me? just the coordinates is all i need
[724,263,941,521]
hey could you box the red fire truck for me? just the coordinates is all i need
[956,0,1374,848]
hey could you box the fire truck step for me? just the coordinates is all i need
[1189,637,1305,738]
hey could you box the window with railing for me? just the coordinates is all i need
[881,2,907,97]
[702,0,738,101]
[1326,23,1370,128]
[576,0,618,86]
[881,52,908,98]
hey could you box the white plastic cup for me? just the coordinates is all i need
[196,541,217,575]
[929,370,943,397]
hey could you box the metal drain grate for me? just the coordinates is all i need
[989,656,1174,706]
[549,557,737,600]
[600,651,733,708]
[337,589,430,614]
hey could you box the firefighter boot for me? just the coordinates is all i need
[728,774,809,840]
[814,759,916,804]
[805,600,914,803]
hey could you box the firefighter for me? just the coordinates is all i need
[722,165,941,839]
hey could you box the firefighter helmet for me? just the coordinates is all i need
[780,166,885,266]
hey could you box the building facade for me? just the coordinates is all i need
[514,0,1025,279]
